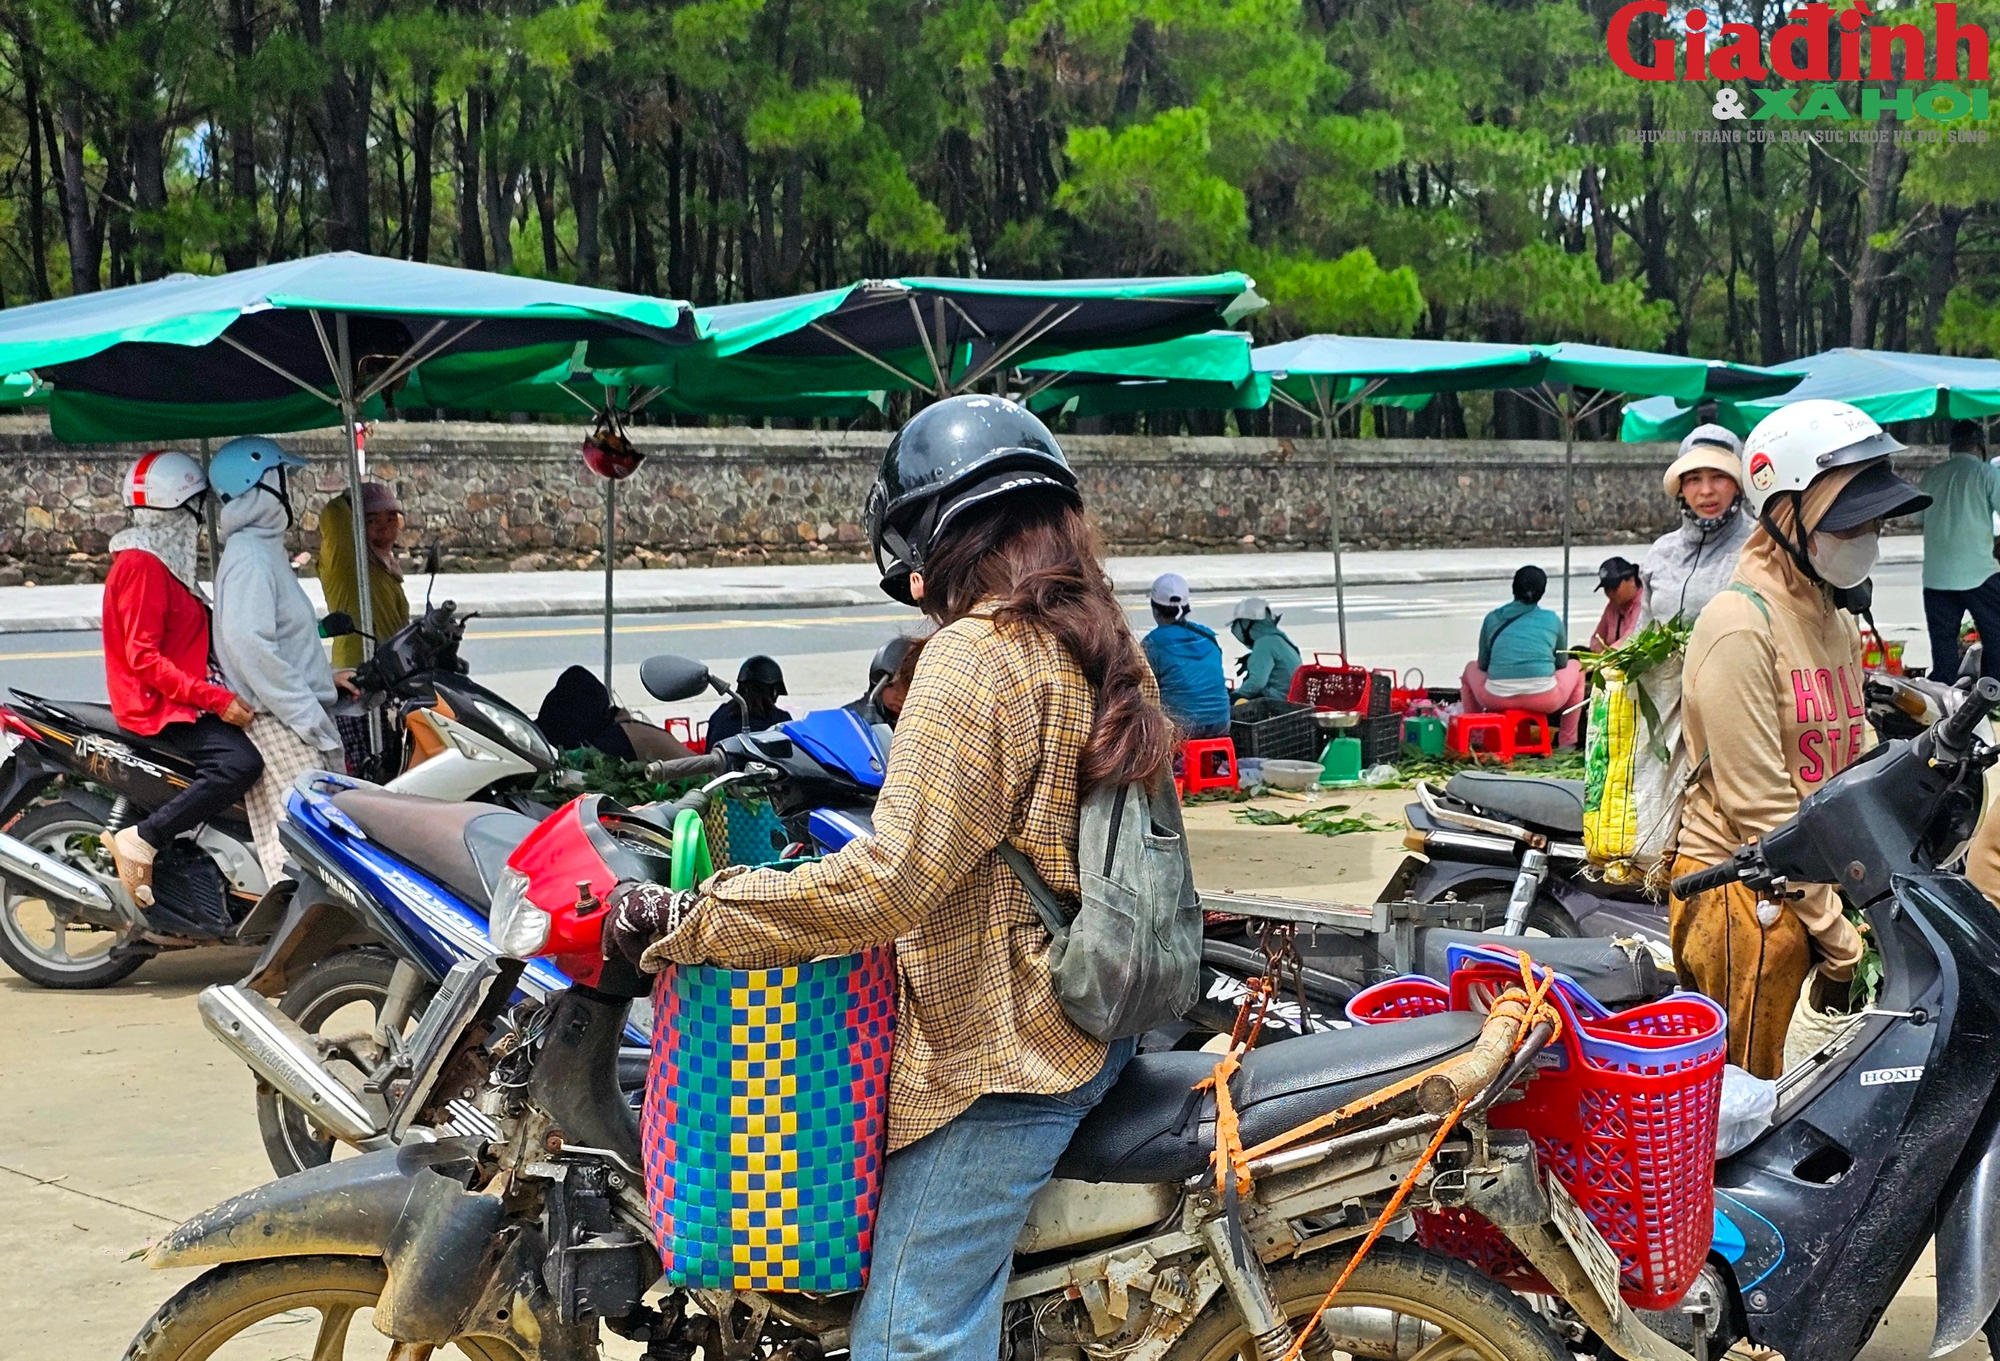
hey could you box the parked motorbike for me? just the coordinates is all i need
[1626,674,2000,1361]
[203,766,654,1178]
[129,781,1688,1361]
[219,655,885,1179]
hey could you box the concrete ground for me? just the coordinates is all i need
[0,790,1980,1359]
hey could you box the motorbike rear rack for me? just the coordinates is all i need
[1200,890,1486,976]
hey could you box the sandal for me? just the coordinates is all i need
[109,826,156,907]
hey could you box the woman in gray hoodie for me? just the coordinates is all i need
[1638,423,1755,628]
[208,438,345,882]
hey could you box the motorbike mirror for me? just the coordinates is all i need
[640,654,715,702]
[1959,642,1985,683]
[424,543,441,576]
[318,611,357,639]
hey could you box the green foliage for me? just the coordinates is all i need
[1234,803,1397,835]
[1255,248,1424,338]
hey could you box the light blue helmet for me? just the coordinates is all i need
[210,436,308,501]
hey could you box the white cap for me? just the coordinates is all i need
[1150,573,1192,611]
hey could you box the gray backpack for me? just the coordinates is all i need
[998,777,1202,1042]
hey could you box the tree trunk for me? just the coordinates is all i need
[224,0,261,270]
[529,165,558,275]
[701,151,721,305]
[1849,94,1906,348]
[574,84,604,284]
[482,88,513,272]
[455,99,485,269]
[409,92,436,261]
[1748,138,1783,363]
[130,120,169,279]
[1581,164,1615,282]
[1919,205,1967,351]
[22,56,51,299]
[295,0,372,252]
[57,98,98,292]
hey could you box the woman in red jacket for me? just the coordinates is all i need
[102,452,261,908]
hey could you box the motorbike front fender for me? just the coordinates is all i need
[145,1138,485,1269]
[1933,1102,2000,1354]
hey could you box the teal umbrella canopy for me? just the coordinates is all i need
[1622,348,2000,441]
[0,254,699,442]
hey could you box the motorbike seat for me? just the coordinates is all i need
[1444,771,1586,837]
[1416,930,1674,1007]
[1054,1012,1483,1184]
[13,692,150,743]
[330,787,540,908]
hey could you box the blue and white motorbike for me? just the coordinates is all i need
[205,653,890,1178]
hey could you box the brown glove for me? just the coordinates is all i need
[601,881,699,971]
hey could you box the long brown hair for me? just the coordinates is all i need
[918,492,1177,791]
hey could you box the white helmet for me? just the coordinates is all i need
[1740,400,1903,519]
[121,451,208,510]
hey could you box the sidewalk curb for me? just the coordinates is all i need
[0,540,1925,634]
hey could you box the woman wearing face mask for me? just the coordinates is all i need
[1638,423,1755,629]
[208,437,347,882]
[1672,401,1930,1077]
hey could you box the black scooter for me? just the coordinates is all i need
[1616,676,2000,1361]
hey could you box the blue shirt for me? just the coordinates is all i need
[1143,621,1231,734]
[1919,453,2000,591]
[1477,600,1567,680]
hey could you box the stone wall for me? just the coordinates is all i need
[0,416,1943,584]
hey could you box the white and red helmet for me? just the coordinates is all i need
[1740,400,1902,519]
[121,450,208,510]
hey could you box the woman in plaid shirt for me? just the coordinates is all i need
[606,396,1178,1358]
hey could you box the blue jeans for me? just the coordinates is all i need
[848,1037,1137,1360]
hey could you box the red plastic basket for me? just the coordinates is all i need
[1407,966,1726,1310]
[1289,653,1385,713]
[1388,668,1429,713]
[1345,975,1450,1024]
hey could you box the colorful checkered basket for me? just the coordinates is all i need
[641,948,898,1292]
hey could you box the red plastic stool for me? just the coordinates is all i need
[1446,712,1514,760]
[1505,710,1553,758]
[1179,737,1239,796]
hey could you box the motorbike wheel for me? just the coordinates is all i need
[124,1256,524,1361]
[255,949,433,1178]
[1164,1243,1567,1361]
[0,800,146,989]
[1459,886,1579,940]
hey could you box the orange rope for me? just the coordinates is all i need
[1276,952,1565,1361]
[1196,974,1278,1201]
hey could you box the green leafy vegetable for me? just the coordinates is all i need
[1234,805,1396,836]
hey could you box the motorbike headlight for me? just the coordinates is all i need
[474,700,559,767]
[488,867,550,957]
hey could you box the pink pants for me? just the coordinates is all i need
[1460,661,1586,747]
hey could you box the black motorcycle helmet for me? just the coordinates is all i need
[738,654,787,696]
[864,395,1080,604]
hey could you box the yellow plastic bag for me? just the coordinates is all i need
[1584,669,1642,863]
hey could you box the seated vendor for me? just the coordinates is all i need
[1227,596,1302,704]
[1140,573,1230,738]
[1461,565,1585,746]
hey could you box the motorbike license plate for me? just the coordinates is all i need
[1546,1176,1626,1321]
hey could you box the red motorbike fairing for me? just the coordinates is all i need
[505,794,673,985]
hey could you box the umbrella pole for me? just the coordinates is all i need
[1317,378,1349,657]
[603,475,616,689]
[334,313,380,759]
[1560,389,1574,637]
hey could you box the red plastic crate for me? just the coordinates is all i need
[1289,654,1392,715]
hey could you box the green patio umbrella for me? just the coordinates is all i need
[0,254,698,683]
[1253,336,1800,643]
[1014,330,1269,417]
[1621,348,2000,442]
[599,275,1265,400]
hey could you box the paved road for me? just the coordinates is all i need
[0,563,1934,734]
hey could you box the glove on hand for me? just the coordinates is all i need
[602,881,699,970]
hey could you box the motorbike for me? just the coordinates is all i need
[216,654,886,1179]
[129,778,1691,1361]
[1627,674,2000,1361]
[0,592,566,991]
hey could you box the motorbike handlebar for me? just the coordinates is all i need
[1935,675,2000,759]
[1670,857,1748,901]
[645,753,725,783]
